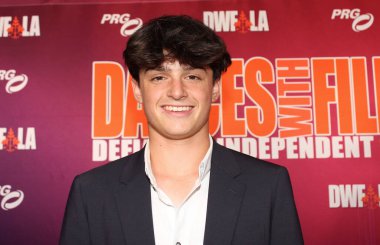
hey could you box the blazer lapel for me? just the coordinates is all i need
[114,148,155,245]
[204,143,246,245]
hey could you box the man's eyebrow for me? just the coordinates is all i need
[182,65,206,71]
[143,66,166,73]
[148,64,180,72]
[144,65,206,73]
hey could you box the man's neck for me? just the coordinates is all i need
[147,131,211,206]
[149,132,211,178]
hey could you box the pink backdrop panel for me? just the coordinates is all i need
[0,1,379,244]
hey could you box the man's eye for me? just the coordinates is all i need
[151,76,165,81]
[187,75,201,80]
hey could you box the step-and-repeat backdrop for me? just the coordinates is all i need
[1,0,379,244]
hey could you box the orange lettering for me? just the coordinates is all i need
[335,58,353,134]
[276,59,309,78]
[92,62,125,138]
[352,57,377,134]
[245,57,276,137]
[278,97,311,106]
[312,58,336,135]
[209,104,220,136]
[123,76,148,138]
[220,59,245,136]
[278,107,312,137]
[276,58,312,137]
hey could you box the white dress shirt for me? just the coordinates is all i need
[144,136,213,245]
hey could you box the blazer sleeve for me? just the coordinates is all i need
[59,176,91,245]
[270,167,304,245]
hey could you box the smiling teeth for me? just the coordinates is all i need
[164,106,192,112]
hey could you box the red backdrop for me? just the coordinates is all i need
[1,0,379,244]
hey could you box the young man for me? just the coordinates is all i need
[60,15,303,245]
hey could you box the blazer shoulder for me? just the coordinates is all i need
[214,142,286,175]
[75,148,144,187]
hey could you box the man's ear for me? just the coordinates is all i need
[131,79,143,103]
[211,79,220,102]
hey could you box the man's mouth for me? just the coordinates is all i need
[163,105,193,112]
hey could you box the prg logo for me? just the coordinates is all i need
[0,184,24,211]
[331,9,374,32]
[203,10,269,33]
[100,13,143,37]
[0,69,28,94]
[0,15,41,39]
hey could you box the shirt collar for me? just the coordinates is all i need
[144,136,213,189]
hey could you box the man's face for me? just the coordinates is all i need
[132,60,220,140]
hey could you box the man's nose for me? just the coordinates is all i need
[167,78,187,100]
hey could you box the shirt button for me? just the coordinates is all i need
[176,242,181,245]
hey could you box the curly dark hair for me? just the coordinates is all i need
[123,15,231,83]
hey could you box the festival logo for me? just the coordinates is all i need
[0,69,29,94]
[0,15,41,39]
[0,184,24,211]
[203,10,269,33]
[331,9,374,32]
[328,184,380,209]
[0,127,37,152]
[100,13,143,37]
[91,56,379,162]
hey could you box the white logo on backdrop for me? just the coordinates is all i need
[0,185,24,211]
[331,9,374,32]
[0,69,28,94]
[203,10,269,32]
[100,13,143,37]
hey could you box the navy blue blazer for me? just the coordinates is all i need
[60,142,303,245]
